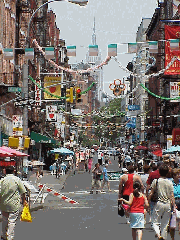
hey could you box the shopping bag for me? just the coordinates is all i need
[176,209,180,220]
[169,211,176,229]
[20,204,32,222]
[122,203,130,211]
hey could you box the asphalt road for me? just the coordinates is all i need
[0,153,179,240]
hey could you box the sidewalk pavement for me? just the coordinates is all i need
[0,168,74,222]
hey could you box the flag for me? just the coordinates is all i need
[89,45,98,56]
[128,43,137,53]
[67,46,76,57]
[108,44,117,57]
[170,39,179,51]
[149,41,158,53]
[3,48,14,60]
[45,47,54,59]
[25,48,34,60]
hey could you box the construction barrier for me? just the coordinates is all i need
[38,184,79,205]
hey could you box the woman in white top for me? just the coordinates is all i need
[148,163,175,240]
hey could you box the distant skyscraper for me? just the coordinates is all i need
[86,17,103,104]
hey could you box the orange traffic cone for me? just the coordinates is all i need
[109,160,112,164]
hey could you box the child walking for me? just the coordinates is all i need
[119,181,149,240]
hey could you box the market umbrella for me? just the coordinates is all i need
[152,149,162,157]
[0,149,14,157]
[0,146,29,157]
[164,145,180,153]
[50,147,74,155]
[134,145,147,150]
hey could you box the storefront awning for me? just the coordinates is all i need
[30,131,57,145]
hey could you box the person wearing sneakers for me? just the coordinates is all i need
[119,165,144,224]
[101,164,112,193]
[148,163,175,240]
[90,163,102,194]
[119,181,149,240]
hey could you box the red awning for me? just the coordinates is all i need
[0,161,16,167]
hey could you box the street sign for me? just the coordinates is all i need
[128,105,140,111]
[8,87,21,92]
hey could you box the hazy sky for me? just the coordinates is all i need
[49,0,158,95]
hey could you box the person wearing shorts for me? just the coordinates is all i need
[90,163,102,194]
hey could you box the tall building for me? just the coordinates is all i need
[85,17,103,104]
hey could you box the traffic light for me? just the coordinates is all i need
[66,87,74,103]
[76,87,82,103]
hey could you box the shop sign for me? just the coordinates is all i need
[35,79,41,106]
[46,105,57,122]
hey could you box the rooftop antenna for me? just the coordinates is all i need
[92,17,96,45]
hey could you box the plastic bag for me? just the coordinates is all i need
[176,209,180,220]
[170,211,176,229]
[20,204,32,222]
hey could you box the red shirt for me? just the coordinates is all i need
[130,195,145,213]
[123,174,134,196]
[146,170,160,185]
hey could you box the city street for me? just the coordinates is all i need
[0,154,178,240]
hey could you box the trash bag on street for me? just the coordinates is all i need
[20,204,32,222]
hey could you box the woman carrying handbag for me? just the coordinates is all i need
[148,164,175,240]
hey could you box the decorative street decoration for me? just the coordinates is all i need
[109,79,126,96]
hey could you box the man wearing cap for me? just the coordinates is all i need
[0,166,26,240]
[101,164,112,192]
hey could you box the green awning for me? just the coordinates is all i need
[30,131,57,145]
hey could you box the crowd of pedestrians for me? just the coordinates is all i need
[118,154,180,240]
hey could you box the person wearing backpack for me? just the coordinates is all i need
[119,181,149,240]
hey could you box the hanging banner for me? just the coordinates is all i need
[44,76,61,99]
[170,39,180,51]
[45,47,54,59]
[126,117,136,129]
[67,46,76,57]
[149,41,158,53]
[170,82,180,102]
[25,48,34,60]
[173,1,180,17]
[165,25,180,75]
[12,115,23,136]
[35,78,41,106]
[128,43,137,53]
[89,45,98,56]
[3,48,14,60]
[108,44,117,57]
[46,105,57,122]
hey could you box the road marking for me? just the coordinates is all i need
[60,206,93,209]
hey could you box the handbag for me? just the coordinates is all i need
[118,200,124,217]
[151,179,159,202]
[20,203,32,222]
[176,209,180,220]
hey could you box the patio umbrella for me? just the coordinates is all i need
[134,145,147,150]
[50,147,74,155]
[152,149,162,157]
[0,146,29,157]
